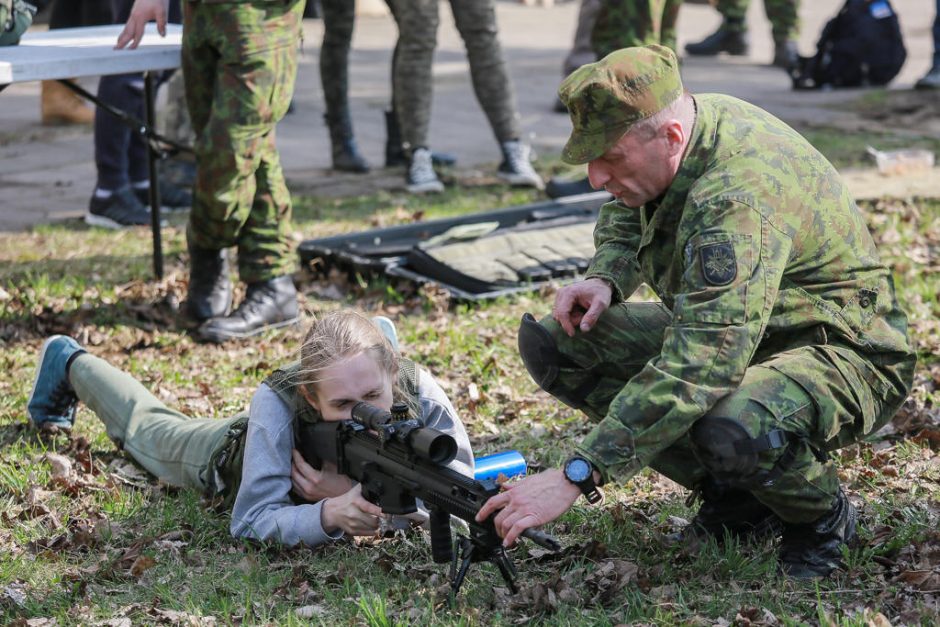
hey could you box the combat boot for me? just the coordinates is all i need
[685,20,750,57]
[186,246,233,322]
[670,479,782,544]
[773,40,800,70]
[41,80,94,126]
[325,112,370,173]
[196,275,299,343]
[779,489,857,579]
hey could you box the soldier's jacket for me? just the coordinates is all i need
[577,93,915,482]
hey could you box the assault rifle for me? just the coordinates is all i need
[296,402,561,597]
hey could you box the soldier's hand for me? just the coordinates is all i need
[553,278,612,336]
[291,449,355,502]
[321,484,384,537]
[475,469,580,547]
[115,0,170,50]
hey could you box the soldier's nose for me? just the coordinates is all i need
[587,161,609,189]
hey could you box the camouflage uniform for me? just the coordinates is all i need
[183,0,304,283]
[717,0,800,45]
[387,0,521,150]
[534,50,915,524]
[591,0,683,58]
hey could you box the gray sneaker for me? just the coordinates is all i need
[85,187,158,229]
[497,140,545,190]
[915,64,940,89]
[406,147,444,193]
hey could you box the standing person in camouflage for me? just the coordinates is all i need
[685,0,800,69]
[478,45,916,578]
[117,0,304,343]
[591,0,683,59]
[388,0,543,193]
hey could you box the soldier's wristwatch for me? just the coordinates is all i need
[563,456,603,504]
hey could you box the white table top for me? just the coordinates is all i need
[0,24,182,85]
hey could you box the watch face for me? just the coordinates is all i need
[565,458,592,483]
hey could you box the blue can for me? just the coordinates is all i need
[474,450,527,481]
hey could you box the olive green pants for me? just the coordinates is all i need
[532,302,875,523]
[69,353,238,492]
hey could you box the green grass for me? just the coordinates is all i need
[1,136,938,625]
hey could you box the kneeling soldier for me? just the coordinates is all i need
[478,45,915,579]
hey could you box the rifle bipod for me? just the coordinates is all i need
[449,535,519,599]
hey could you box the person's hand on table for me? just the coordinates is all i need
[115,0,170,50]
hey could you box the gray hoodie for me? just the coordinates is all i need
[229,367,474,547]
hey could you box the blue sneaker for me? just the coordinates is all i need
[27,335,86,429]
[372,316,399,352]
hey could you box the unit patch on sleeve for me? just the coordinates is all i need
[699,241,737,286]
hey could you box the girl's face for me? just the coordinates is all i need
[303,351,395,422]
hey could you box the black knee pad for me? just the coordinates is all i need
[517,313,561,391]
[691,415,792,488]
[690,416,760,481]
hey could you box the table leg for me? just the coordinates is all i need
[144,71,164,280]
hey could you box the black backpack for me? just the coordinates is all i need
[792,0,906,90]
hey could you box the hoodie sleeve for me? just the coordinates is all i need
[229,384,344,547]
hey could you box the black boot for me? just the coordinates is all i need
[325,113,370,173]
[685,20,750,56]
[670,479,782,544]
[186,246,233,322]
[772,40,799,70]
[545,176,595,199]
[196,275,299,343]
[384,109,458,168]
[779,490,857,579]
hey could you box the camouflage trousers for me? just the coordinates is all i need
[387,0,521,150]
[531,302,893,523]
[182,0,304,283]
[591,0,683,59]
[717,0,800,43]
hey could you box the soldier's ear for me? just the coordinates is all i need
[663,120,685,155]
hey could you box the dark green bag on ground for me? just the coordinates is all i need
[0,0,36,46]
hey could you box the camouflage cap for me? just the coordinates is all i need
[559,45,684,165]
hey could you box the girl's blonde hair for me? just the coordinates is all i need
[297,311,399,396]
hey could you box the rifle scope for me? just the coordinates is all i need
[351,402,458,465]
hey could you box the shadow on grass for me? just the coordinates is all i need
[0,296,192,344]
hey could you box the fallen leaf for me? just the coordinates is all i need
[129,555,156,578]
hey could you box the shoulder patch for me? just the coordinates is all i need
[699,242,737,286]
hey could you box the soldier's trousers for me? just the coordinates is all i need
[387,0,521,151]
[182,0,304,283]
[716,0,799,44]
[591,0,683,58]
[533,302,892,523]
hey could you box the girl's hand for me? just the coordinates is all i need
[321,485,384,536]
[291,449,355,501]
